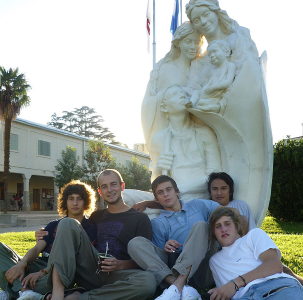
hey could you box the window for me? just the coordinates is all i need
[126,160,131,169]
[10,134,18,151]
[38,140,51,157]
[2,133,19,151]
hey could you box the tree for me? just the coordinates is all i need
[0,67,31,213]
[53,146,83,189]
[82,140,116,190]
[269,138,303,221]
[48,106,120,144]
[116,158,151,191]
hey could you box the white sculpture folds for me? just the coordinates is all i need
[139,0,272,227]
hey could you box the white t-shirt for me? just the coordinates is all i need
[227,200,256,231]
[209,228,294,299]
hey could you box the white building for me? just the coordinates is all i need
[0,118,150,212]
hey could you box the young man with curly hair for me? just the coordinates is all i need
[0,180,97,300]
[40,169,156,300]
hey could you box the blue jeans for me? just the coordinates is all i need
[238,277,303,299]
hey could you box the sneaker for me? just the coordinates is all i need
[0,291,9,300]
[156,285,181,300]
[18,291,43,300]
[182,285,201,300]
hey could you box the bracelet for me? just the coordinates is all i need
[230,279,239,291]
[40,269,48,274]
[239,275,247,287]
[20,259,27,266]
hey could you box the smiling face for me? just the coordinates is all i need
[155,181,181,212]
[178,31,202,61]
[98,172,124,206]
[207,43,227,66]
[210,178,231,206]
[214,216,240,247]
[66,193,85,218]
[191,6,219,37]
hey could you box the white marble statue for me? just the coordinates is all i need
[141,21,203,154]
[125,0,272,227]
[150,85,222,200]
[190,39,236,114]
[184,0,272,226]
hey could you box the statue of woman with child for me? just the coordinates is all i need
[141,0,272,226]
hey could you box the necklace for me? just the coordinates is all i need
[173,61,190,79]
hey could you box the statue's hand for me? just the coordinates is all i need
[156,152,174,172]
[189,90,201,107]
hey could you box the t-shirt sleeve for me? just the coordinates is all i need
[136,213,153,241]
[247,228,281,260]
[193,199,220,222]
[151,218,167,249]
[42,220,57,247]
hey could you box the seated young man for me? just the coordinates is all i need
[41,169,156,300]
[207,171,303,285]
[129,175,248,300]
[208,207,303,299]
[0,180,97,300]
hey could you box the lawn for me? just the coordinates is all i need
[0,216,302,296]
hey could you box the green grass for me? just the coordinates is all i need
[0,216,302,296]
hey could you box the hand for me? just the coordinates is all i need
[204,87,215,94]
[5,263,26,284]
[156,152,174,172]
[35,228,48,242]
[22,271,45,289]
[189,89,201,107]
[164,240,182,253]
[132,202,147,212]
[196,104,220,114]
[100,257,122,272]
[209,281,236,300]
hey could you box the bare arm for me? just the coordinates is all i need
[132,200,163,212]
[209,248,282,300]
[5,240,47,284]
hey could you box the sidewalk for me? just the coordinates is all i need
[0,211,60,234]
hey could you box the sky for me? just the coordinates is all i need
[0,0,302,149]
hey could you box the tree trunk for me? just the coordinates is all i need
[3,117,12,214]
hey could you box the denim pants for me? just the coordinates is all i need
[238,277,303,299]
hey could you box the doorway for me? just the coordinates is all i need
[33,189,40,210]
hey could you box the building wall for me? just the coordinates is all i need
[0,118,150,211]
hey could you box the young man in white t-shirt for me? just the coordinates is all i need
[207,206,303,300]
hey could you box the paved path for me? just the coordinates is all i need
[0,211,60,234]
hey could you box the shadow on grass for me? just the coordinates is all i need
[261,216,303,234]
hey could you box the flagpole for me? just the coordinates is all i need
[153,0,156,68]
[180,0,182,24]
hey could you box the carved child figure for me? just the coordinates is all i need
[190,40,236,114]
[150,85,222,200]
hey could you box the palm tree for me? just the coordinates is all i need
[0,67,31,213]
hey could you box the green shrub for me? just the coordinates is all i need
[269,138,303,221]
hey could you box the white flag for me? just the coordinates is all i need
[146,0,151,52]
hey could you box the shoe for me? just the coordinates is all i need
[182,285,201,300]
[18,291,43,300]
[0,291,9,300]
[155,285,181,300]
[42,287,86,300]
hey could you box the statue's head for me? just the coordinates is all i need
[160,85,189,116]
[166,22,203,61]
[207,40,231,65]
[186,0,234,36]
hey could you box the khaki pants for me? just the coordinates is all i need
[128,221,215,288]
[46,218,156,300]
[0,242,49,298]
